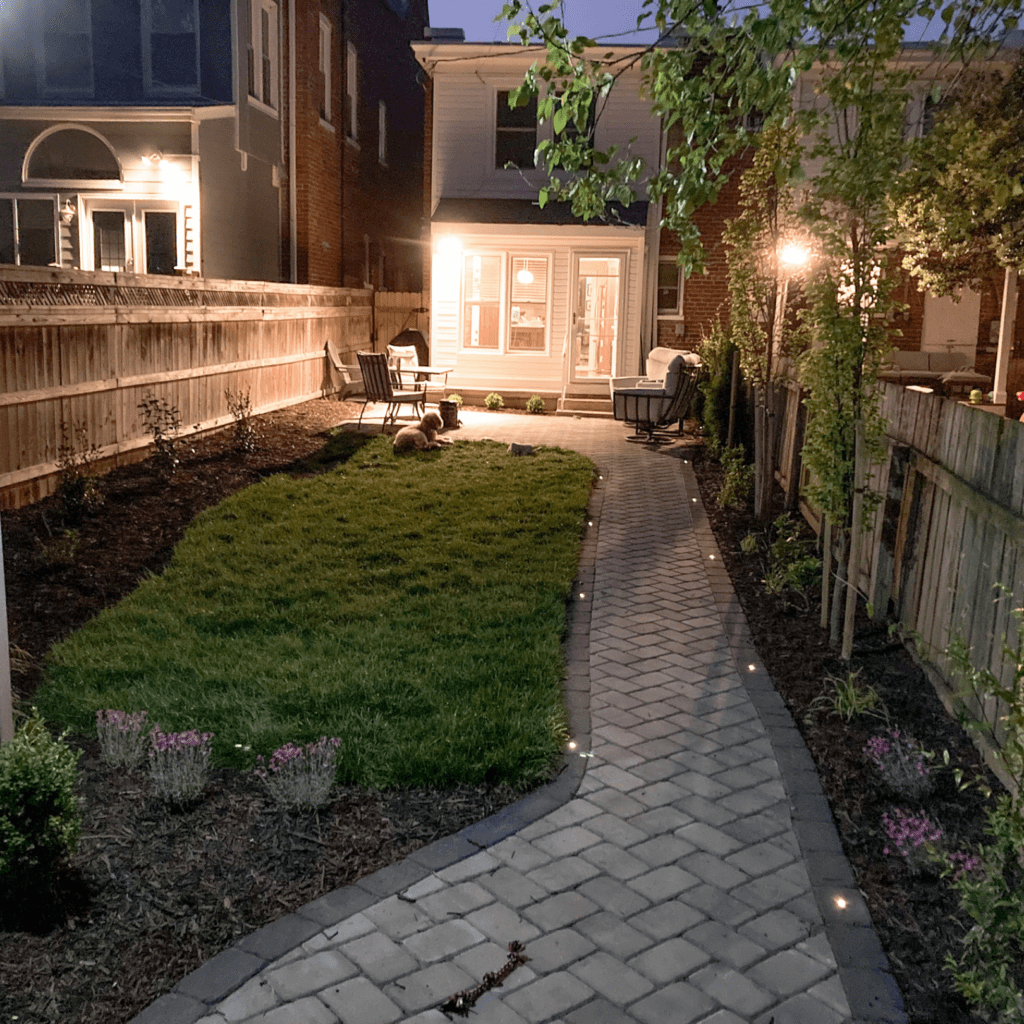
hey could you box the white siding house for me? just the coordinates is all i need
[412,41,665,410]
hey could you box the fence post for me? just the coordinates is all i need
[0,512,13,744]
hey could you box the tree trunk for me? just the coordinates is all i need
[830,529,848,649]
[820,517,832,631]
[841,418,868,660]
[752,390,775,520]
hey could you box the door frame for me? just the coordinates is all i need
[567,249,628,387]
[80,196,183,273]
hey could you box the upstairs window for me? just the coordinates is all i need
[0,198,57,267]
[657,259,682,315]
[318,15,331,123]
[496,90,537,169]
[41,0,93,96]
[144,0,199,93]
[25,127,122,188]
[345,43,358,140]
[248,0,278,111]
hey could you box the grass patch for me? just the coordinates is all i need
[36,438,595,789]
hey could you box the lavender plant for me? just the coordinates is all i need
[255,737,341,811]
[148,727,214,806]
[881,807,943,876]
[95,709,150,769]
[865,728,933,801]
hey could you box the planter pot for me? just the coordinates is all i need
[438,399,460,430]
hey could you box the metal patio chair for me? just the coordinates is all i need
[356,350,426,427]
[610,348,702,443]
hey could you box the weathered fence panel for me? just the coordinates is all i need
[373,292,428,352]
[0,267,373,509]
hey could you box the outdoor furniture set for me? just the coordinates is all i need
[876,347,990,396]
[609,345,703,442]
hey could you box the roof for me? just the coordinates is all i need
[431,197,649,227]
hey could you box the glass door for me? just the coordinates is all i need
[571,255,621,382]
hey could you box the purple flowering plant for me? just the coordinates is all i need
[95,709,150,769]
[148,727,214,805]
[865,728,933,801]
[881,807,943,875]
[255,737,342,811]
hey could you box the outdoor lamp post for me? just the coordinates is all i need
[773,242,810,352]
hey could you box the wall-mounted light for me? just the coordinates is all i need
[143,151,164,166]
[60,199,76,225]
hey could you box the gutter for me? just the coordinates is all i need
[288,0,297,282]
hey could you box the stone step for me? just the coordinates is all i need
[556,397,614,418]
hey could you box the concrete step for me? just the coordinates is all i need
[556,396,614,418]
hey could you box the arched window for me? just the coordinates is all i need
[24,127,122,188]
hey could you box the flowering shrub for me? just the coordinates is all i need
[881,807,943,875]
[96,709,150,769]
[148,728,214,805]
[255,737,341,811]
[864,728,933,801]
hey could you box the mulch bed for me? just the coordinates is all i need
[0,402,1010,1023]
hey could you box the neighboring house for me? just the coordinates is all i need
[0,0,426,288]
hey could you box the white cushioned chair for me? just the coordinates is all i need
[610,347,702,442]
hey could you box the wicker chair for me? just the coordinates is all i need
[356,351,426,427]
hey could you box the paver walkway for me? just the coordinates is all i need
[132,412,906,1024]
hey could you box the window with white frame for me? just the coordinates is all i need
[318,15,331,123]
[40,0,93,96]
[462,254,501,349]
[143,0,199,93]
[378,101,387,164]
[657,259,682,315]
[0,197,57,267]
[345,43,358,140]
[508,256,548,350]
[248,0,278,111]
[495,89,537,169]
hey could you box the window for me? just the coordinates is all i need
[496,90,537,169]
[509,256,548,351]
[248,0,278,110]
[657,260,682,315]
[40,0,93,95]
[144,0,199,92]
[144,212,178,275]
[462,255,501,349]
[318,15,331,123]
[25,128,121,187]
[0,197,57,267]
[345,43,358,140]
[86,203,180,273]
[378,101,387,164]
[93,211,128,271]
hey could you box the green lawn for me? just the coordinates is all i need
[35,436,595,789]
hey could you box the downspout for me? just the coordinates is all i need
[993,266,1017,406]
[288,0,297,282]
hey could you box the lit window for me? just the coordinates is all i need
[658,260,682,315]
[462,255,501,349]
[496,90,537,169]
[319,15,331,123]
[378,101,387,164]
[345,43,358,140]
[41,0,93,96]
[93,211,128,271]
[0,197,57,267]
[144,0,199,92]
[509,256,548,351]
[248,0,278,110]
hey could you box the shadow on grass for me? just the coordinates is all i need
[288,428,374,475]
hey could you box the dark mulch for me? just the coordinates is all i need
[689,444,1006,1024]
[0,404,1008,1023]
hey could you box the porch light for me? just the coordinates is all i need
[60,199,76,225]
[516,267,534,285]
[437,235,462,257]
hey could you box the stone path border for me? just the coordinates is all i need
[129,415,906,1024]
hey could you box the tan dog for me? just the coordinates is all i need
[393,410,452,452]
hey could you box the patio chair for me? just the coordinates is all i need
[610,347,702,443]
[356,350,426,427]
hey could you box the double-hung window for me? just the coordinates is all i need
[318,15,331,124]
[0,198,57,267]
[657,259,682,316]
[508,257,548,351]
[462,255,501,349]
[495,90,537,169]
[345,43,358,140]
[248,0,278,111]
[143,0,199,93]
[461,253,550,353]
[40,0,93,96]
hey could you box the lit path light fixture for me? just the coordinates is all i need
[773,240,810,354]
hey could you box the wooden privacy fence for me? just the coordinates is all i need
[373,292,429,351]
[778,379,1024,771]
[0,267,377,509]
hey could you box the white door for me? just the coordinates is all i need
[570,254,623,383]
[84,201,181,274]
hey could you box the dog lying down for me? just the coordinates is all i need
[393,410,453,452]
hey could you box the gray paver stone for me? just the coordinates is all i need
[576,911,654,959]
[525,928,597,973]
[569,950,654,1005]
[738,909,811,951]
[683,921,767,969]
[748,949,834,997]
[631,834,696,866]
[465,901,542,945]
[627,936,711,983]
[384,963,475,1013]
[489,836,553,872]
[364,895,434,940]
[628,900,706,940]
[528,857,602,892]
[340,931,419,983]
[323,912,375,945]
[680,851,751,890]
[128,992,206,1024]
[217,975,279,1021]
[579,876,652,917]
[265,950,358,1000]
[628,864,700,901]
[680,884,758,926]
[579,842,648,880]
[418,882,493,920]
[586,788,646,819]
[454,941,538,992]
[690,963,775,1016]
[319,978,404,1024]
[403,919,485,962]
[630,981,718,1024]
[478,866,549,907]
[566,997,638,1024]
[754,991,849,1024]
[532,826,602,858]
[503,971,596,1022]
[176,948,265,1004]
[251,996,339,1024]
[523,891,599,932]
[675,821,745,856]
[438,852,499,883]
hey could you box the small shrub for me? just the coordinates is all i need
[526,395,545,414]
[148,727,214,806]
[807,668,885,723]
[255,737,342,811]
[881,807,943,876]
[763,513,821,610]
[96,709,151,770]
[225,387,261,454]
[484,392,505,411]
[447,393,464,407]
[865,728,933,801]
[138,391,186,478]
[56,420,104,523]
[740,532,758,555]
[36,527,81,568]
[718,446,753,509]
[0,708,81,891]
